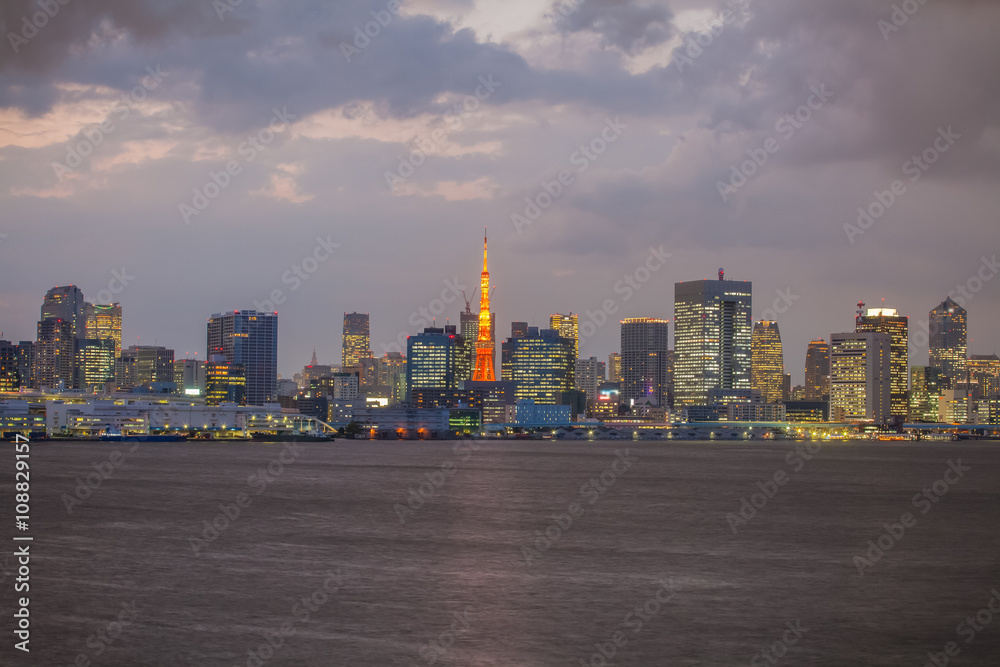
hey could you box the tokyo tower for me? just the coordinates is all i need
[472,228,495,381]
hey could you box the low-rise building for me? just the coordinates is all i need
[352,406,451,438]
[727,403,787,422]
[510,399,571,426]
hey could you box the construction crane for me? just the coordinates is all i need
[462,288,479,314]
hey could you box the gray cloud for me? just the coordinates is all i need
[554,0,675,54]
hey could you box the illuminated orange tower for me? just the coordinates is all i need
[472,228,496,381]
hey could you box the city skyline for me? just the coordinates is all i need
[3,268,998,387]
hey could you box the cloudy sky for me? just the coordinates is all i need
[1,0,998,382]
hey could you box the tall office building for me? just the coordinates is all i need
[205,356,246,406]
[500,327,574,405]
[608,353,622,384]
[128,345,175,387]
[928,297,967,384]
[359,356,382,389]
[804,339,831,401]
[937,389,969,423]
[830,332,891,423]
[35,318,75,389]
[330,372,360,400]
[460,311,479,343]
[674,272,752,405]
[36,285,86,390]
[406,326,462,400]
[16,341,35,390]
[0,340,17,392]
[967,354,1000,398]
[41,285,86,340]
[574,356,606,402]
[550,314,579,361]
[511,322,529,339]
[174,359,206,396]
[207,310,278,406]
[620,318,670,408]
[76,339,116,388]
[115,349,138,389]
[463,379,516,425]
[459,310,480,381]
[910,366,943,422]
[378,352,408,405]
[856,307,909,418]
[472,230,496,382]
[85,302,122,356]
[751,321,784,404]
[342,312,371,369]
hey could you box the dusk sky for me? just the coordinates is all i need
[1,0,998,382]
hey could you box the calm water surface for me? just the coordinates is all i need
[3,439,1000,666]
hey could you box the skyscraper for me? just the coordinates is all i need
[574,356,606,402]
[608,353,622,384]
[674,272,752,405]
[804,339,831,401]
[620,318,670,408]
[85,302,122,357]
[511,322,529,339]
[550,314,579,361]
[16,341,34,390]
[115,348,137,390]
[967,354,1000,398]
[0,340,17,392]
[35,318,75,389]
[342,312,371,368]
[41,285,86,340]
[460,310,479,381]
[929,297,967,384]
[500,327,574,405]
[76,339,115,388]
[205,357,246,406]
[751,321,784,404]
[407,326,462,400]
[207,310,278,406]
[128,345,175,387]
[910,366,943,421]
[830,332,891,423]
[856,306,909,418]
[472,229,496,382]
[378,352,408,405]
[360,356,382,389]
[174,359,206,396]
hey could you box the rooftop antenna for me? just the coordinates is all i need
[856,300,865,325]
[719,268,725,281]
